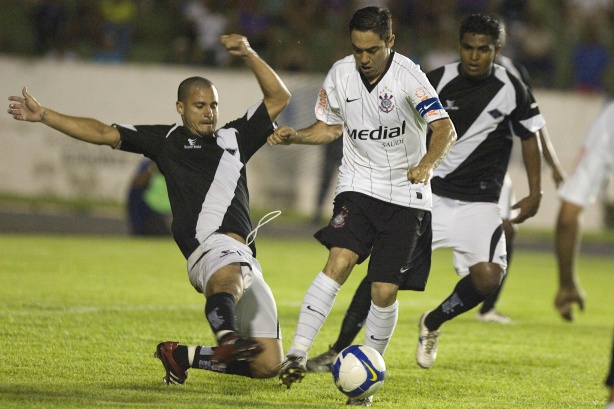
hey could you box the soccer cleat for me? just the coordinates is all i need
[278,355,307,389]
[476,309,512,324]
[346,396,373,406]
[416,311,441,369]
[154,341,189,385]
[306,345,338,372]
[212,332,264,364]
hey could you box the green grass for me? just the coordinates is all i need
[0,234,612,408]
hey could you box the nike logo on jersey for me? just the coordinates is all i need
[346,97,361,102]
[306,305,326,318]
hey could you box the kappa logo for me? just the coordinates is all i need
[185,138,202,149]
[444,100,459,111]
[489,109,503,119]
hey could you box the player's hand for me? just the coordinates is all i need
[220,34,254,58]
[510,193,541,224]
[552,168,566,188]
[407,164,433,185]
[267,126,296,146]
[554,285,585,321]
[7,87,45,122]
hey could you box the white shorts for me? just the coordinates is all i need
[432,194,507,277]
[186,233,280,339]
[498,173,518,220]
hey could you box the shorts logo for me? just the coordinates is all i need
[219,250,237,258]
[378,91,395,113]
[330,208,349,229]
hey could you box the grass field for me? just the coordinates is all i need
[0,233,612,408]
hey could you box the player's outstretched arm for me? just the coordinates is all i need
[539,127,566,187]
[221,34,290,123]
[408,117,456,184]
[267,120,343,146]
[511,133,542,223]
[554,200,586,321]
[7,87,120,147]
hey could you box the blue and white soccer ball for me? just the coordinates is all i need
[331,345,386,400]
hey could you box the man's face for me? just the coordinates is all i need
[176,85,219,138]
[459,32,499,79]
[351,30,394,83]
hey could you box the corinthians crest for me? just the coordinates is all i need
[378,89,395,113]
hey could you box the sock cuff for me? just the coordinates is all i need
[370,300,399,313]
[315,271,342,292]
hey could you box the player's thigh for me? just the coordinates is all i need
[368,205,431,288]
[451,202,507,276]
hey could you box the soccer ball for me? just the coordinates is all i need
[331,345,386,399]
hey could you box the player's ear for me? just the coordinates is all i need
[176,101,184,115]
[387,34,395,48]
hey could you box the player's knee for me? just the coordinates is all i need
[250,360,282,379]
[370,282,398,307]
[470,263,504,295]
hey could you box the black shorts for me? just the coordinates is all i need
[314,191,432,291]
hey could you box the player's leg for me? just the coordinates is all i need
[279,247,357,388]
[306,276,371,372]
[606,331,614,408]
[279,192,373,388]
[478,218,515,323]
[478,173,516,323]
[154,234,264,384]
[417,201,506,368]
[363,204,431,357]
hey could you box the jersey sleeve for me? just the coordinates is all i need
[114,124,171,158]
[222,100,276,161]
[314,68,344,125]
[508,75,545,139]
[559,102,614,207]
[408,68,448,124]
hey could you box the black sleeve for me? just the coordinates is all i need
[114,124,174,158]
[224,101,276,162]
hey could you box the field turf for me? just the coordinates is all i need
[0,234,612,408]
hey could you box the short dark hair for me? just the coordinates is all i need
[349,6,392,41]
[459,14,501,44]
[177,77,214,102]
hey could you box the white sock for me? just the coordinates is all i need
[363,300,398,356]
[288,272,341,358]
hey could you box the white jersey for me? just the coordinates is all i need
[559,101,614,208]
[315,51,449,210]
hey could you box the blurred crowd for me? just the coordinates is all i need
[1,0,613,93]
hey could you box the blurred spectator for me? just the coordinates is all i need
[312,137,343,225]
[234,0,275,58]
[183,0,231,66]
[572,25,610,94]
[29,0,71,57]
[421,27,457,72]
[98,0,137,61]
[127,159,171,236]
[565,0,613,42]
[92,30,125,63]
[516,11,555,88]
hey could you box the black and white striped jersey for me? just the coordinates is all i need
[427,63,545,203]
[115,101,275,259]
[316,51,449,210]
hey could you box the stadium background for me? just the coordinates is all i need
[0,0,613,233]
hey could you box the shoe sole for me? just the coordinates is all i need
[279,366,306,389]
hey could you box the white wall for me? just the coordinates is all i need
[0,56,609,230]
